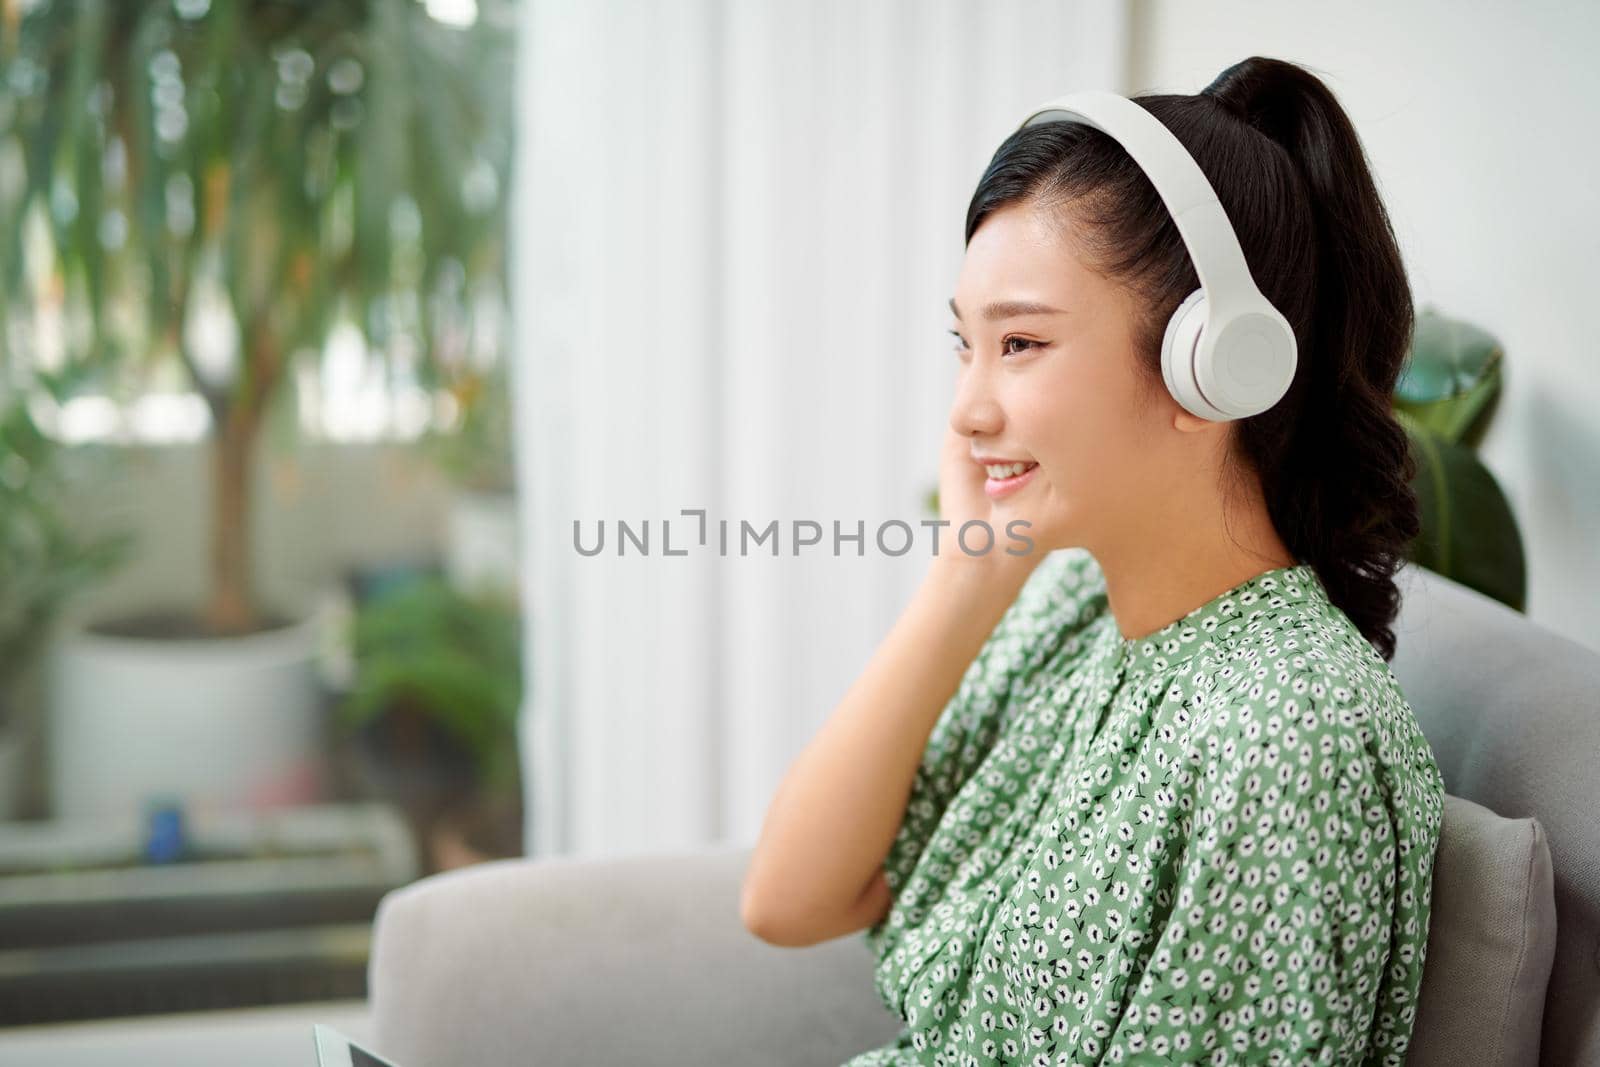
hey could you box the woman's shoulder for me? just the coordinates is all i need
[960,547,1111,695]
[1004,548,1111,648]
[1011,546,1109,624]
[1200,586,1446,826]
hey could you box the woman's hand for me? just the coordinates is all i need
[932,426,1043,583]
[935,424,992,538]
[745,436,1044,947]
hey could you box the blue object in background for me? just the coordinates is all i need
[144,798,186,864]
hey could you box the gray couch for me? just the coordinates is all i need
[366,563,1599,1065]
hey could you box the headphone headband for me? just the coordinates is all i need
[1019,91,1261,314]
[1016,90,1297,420]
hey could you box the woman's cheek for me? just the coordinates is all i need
[1050,447,1113,512]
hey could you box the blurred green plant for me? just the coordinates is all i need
[335,577,522,797]
[1394,305,1524,611]
[425,358,513,493]
[0,0,516,634]
[0,366,134,724]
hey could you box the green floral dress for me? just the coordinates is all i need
[846,548,1444,1066]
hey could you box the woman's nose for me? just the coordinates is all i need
[949,365,1003,439]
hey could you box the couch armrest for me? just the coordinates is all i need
[367,842,902,1066]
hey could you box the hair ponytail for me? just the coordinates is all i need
[966,56,1420,660]
[1202,58,1420,661]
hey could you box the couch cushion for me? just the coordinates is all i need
[1407,793,1557,1065]
[1389,563,1599,1064]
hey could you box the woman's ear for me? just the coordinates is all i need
[1172,408,1220,434]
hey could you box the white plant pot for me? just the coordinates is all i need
[445,488,520,595]
[48,607,327,819]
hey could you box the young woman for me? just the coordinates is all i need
[742,56,1445,1065]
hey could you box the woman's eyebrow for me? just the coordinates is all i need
[948,297,1068,322]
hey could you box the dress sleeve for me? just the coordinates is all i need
[866,549,1099,949]
[1100,668,1438,1065]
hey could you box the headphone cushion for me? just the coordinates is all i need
[1160,289,1230,421]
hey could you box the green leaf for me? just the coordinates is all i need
[1394,306,1504,447]
[1398,410,1526,612]
[336,577,523,792]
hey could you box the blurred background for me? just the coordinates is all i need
[0,0,523,1041]
[0,0,1596,1061]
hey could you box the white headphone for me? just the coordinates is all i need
[1016,91,1297,422]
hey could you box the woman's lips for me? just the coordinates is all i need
[983,461,1039,500]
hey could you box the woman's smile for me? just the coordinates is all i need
[982,459,1040,500]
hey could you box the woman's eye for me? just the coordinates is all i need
[946,330,1042,358]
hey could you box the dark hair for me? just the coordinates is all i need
[966,56,1420,661]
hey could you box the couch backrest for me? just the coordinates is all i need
[1388,562,1599,1065]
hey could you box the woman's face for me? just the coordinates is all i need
[948,199,1208,557]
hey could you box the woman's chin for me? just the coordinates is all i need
[997,505,1069,553]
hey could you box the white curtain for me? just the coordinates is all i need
[511,0,1129,859]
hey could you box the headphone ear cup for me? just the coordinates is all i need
[1160,289,1231,421]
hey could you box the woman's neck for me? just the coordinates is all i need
[1092,494,1297,645]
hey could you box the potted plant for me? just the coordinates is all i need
[1393,306,1525,611]
[0,1,514,816]
[0,369,132,819]
[332,575,523,873]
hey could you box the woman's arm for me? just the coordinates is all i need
[740,555,1037,948]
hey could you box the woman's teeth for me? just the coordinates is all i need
[985,461,1038,480]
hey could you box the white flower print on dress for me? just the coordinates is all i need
[846,548,1444,1067]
